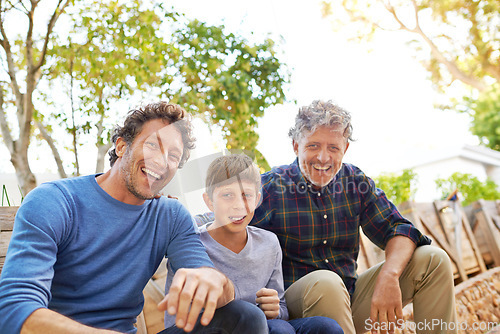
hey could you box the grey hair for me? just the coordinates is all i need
[288,100,353,142]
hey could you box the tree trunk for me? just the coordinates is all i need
[36,121,67,178]
[95,142,112,173]
[10,151,37,198]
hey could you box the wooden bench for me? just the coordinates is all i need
[0,206,17,273]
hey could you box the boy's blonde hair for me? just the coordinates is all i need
[205,154,261,199]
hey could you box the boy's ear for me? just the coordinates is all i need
[202,192,214,211]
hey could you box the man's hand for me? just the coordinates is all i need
[369,271,403,334]
[369,236,415,334]
[158,267,234,333]
[255,288,280,319]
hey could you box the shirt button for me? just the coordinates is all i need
[317,193,321,197]
[323,240,327,244]
[323,214,327,219]
[325,259,329,264]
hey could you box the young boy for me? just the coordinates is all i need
[165,154,343,334]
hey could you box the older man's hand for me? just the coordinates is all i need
[158,267,234,332]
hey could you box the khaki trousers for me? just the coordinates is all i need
[284,246,457,334]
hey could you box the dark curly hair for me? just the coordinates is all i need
[108,101,195,168]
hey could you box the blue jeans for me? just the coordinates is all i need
[159,299,268,334]
[268,317,344,334]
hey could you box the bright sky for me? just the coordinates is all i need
[0,0,479,195]
[168,0,477,176]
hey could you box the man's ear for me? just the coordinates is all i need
[344,142,350,154]
[292,140,299,156]
[203,192,214,212]
[115,138,127,158]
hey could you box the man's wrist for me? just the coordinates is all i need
[379,266,402,280]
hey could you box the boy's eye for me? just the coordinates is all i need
[243,193,254,199]
[222,193,234,199]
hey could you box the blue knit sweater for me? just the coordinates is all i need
[0,175,212,334]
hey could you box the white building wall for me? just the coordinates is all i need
[413,157,489,202]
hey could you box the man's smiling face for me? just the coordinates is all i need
[117,119,184,201]
[293,125,349,189]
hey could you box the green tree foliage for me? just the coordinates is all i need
[435,172,500,206]
[462,84,500,151]
[1,0,288,186]
[169,18,289,170]
[321,0,500,150]
[374,169,417,205]
[47,2,288,173]
[47,0,175,173]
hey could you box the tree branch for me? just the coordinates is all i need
[381,0,413,32]
[35,120,67,178]
[413,25,486,91]
[0,88,15,154]
[34,0,70,73]
[0,1,24,116]
[381,0,486,91]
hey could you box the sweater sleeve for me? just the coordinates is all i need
[0,183,70,334]
[164,202,214,273]
[265,234,289,321]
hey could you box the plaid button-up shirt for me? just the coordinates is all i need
[252,160,431,295]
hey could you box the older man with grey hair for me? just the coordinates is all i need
[252,100,457,334]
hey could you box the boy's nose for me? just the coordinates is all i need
[233,196,250,212]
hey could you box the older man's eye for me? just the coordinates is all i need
[169,154,180,163]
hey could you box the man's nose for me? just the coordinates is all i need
[151,149,168,169]
[317,147,329,162]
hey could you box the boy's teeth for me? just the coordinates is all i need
[230,216,245,221]
[142,168,161,180]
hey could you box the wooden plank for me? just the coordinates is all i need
[0,231,12,273]
[469,200,500,267]
[143,279,166,334]
[0,206,18,231]
[399,201,468,282]
[434,200,486,276]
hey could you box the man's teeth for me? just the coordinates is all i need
[142,168,161,180]
[313,165,330,171]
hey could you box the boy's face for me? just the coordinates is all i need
[203,180,261,234]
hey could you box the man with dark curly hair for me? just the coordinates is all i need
[0,101,267,334]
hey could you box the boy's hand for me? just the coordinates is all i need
[158,267,233,333]
[255,288,280,319]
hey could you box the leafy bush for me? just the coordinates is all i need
[374,169,418,205]
[435,172,500,206]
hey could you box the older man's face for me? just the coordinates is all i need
[293,125,349,189]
